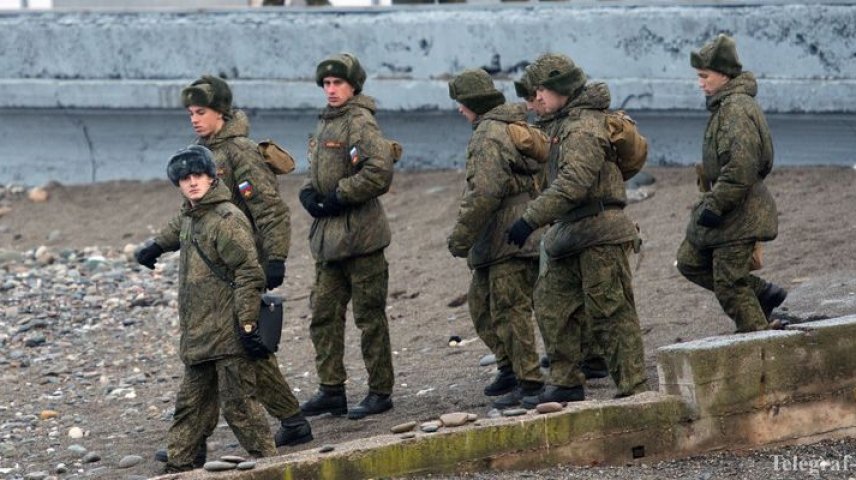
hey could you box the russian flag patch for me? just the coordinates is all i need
[350,146,360,165]
[238,180,254,200]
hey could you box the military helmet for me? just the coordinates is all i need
[167,145,217,186]
[690,34,742,78]
[181,75,233,115]
[315,53,367,94]
[527,53,587,97]
[448,68,506,115]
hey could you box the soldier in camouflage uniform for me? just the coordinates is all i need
[506,53,649,406]
[514,70,609,381]
[140,76,311,458]
[136,146,275,473]
[298,53,396,420]
[447,69,545,408]
[677,34,787,333]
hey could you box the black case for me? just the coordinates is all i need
[259,294,284,353]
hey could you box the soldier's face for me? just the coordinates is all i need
[525,96,547,117]
[457,103,478,124]
[323,77,355,108]
[696,69,730,96]
[536,88,568,114]
[179,173,214,205]
[187,106,224,138]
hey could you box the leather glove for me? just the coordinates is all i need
[506,218,535,248]
[697,208,724,228]
[299,187,327,218]
[238,324,271,359]
[135,241,164,270]
[319,191,345,217]
[265,260,285,290]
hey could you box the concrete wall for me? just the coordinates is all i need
[1,2,855,112]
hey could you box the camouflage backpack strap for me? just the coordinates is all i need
[190,236,236,289]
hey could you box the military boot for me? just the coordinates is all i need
[154,439,206,468]
[300,385,348,417]
[521,384,584,409]
[758,282,787,321]
[484,365,517,397]
[580,356,608,380]
[347,392,393,420]
[492,381,544,409]
[274,412,314,447]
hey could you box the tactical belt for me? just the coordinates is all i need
[558,200,624,223]
[500,192,533,209]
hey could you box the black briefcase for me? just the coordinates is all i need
[259,294,284,353]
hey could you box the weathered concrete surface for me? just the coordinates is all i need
[1,2,855,112]
[2,108,855,186]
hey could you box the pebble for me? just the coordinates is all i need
[502,408,527,417]
[117,455,143,468]
[55,463,67,474]
[81,452,100,463]
[68,427,84,439]
[400,432,416,439]
[536,402,564,414]
[204,461,237,471]
[220,455,246,463]
[39,410,59,420]
[28,187,49,203]
[24,472,48,480]
[478,354,497,367]
[439,412,469,427]
[467,413,478,422]
[319,444,335,453]
[67,444,87,456]
[487,408,502,418]
[236,461,257,470]
[420,424,439,433]
[390,421,417,434]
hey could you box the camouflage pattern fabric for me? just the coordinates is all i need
[469,258,542,383]
[255,354,301,419]
[535,243,647,396]
[301,94,395,263]
[166,356,275,471]
[677,239,769,332]
[309,250,394,394]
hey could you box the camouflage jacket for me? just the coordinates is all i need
[301,94,394,263]
[172,181,265,366]
[522,83,638,259]
[686,72,777,248]
[448,103,545,269]
[157,110,291,264]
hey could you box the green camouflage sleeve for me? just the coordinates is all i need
[523,130,604,228]
[336,112,394,205]
[215,213,264,329]
[703,104,762,216]
[230,144,291,260]
[448,137,507,257]
[154,212,182,252]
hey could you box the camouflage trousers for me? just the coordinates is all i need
[256,354,301,419]
[310,249,394,394]
[469,258,542,383]
[534,243,648,396]
[167,356,275,470]
[676,239,768,332]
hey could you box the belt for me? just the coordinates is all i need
[558,200,624,223]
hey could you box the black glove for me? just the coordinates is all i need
[238,324,271,359]
[265,260,285,290]
[135,242,164,270]
[506,218,535,248]
[299,187,327,218]
[319,192,345,217]
[697,208,724,228]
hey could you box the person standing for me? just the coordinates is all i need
[137,146,275,473]
[447,69,546,408]
[677,34,787,332]
[139,75,311,456]
[298,53,397,420]
[506,53,649,406]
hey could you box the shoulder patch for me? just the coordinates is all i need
[238,180,254,200]
[324,141,344,149]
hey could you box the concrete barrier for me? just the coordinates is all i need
[1,2,856,112]
[150,314,856,479]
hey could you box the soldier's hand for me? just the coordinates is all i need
[134,241,164,270]
[238,323,271,359]
[265,260,285,290]
[697,208,724,228]
[319,192,345,217]
[299,187,327,218]
[506,218,534,248]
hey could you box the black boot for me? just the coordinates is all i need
[493,381,544,409]
[300,385,348,417]
[274,412,314,447]
[580,356,608,380]
[154,439,206,468]
[758,282,787,321]
[521,384,584,409]
[484,365,517,397]
[347,392,393,420]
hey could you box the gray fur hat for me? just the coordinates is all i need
[448,68,506,115]
[167,145,217,186]
[181,75,233,114]
[315,53,367,94]
[691,34,743,78]
[528,53,587,98]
